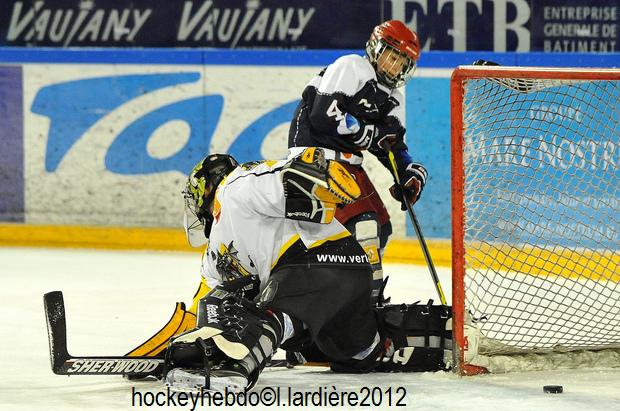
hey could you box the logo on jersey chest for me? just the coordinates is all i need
[211,241,254,281]
[358,98,373,109]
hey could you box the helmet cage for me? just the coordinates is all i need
[183,154,238,247]
[183,194,212,248]
[366,38,417,89]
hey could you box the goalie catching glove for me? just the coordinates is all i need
[282,147,361,223]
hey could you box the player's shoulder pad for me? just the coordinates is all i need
[319,54,375,96]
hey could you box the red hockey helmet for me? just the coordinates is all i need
[366,20,420,88]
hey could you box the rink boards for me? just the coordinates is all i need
[0,49,617,266]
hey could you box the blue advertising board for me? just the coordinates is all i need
[0,48,617,238]
[0,66,23,222]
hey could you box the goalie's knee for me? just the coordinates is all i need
[165,285,287,390]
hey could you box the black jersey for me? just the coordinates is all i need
[288,54,409,163]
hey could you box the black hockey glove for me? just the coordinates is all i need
[390,162,427,210]
[374,117,405,151]
[351,116,405,152]
[472,59,500,66]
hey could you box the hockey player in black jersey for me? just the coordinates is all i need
[288,20,428,303]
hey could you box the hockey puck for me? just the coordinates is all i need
[543,385,563,394]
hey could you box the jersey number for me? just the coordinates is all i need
[326,100,345,121]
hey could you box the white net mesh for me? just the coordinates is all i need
[460,74,620,360]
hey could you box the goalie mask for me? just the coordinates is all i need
[365,20,420,89]
[183,154,239,247]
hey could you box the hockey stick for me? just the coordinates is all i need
[382,148,448,306]
[44,291,165,376]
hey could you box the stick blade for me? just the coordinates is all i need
[44,291,70,374]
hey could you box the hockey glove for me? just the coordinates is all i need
[281,147,361,223]
[472,59,500,66]
[351,116,405,153]
[374,117,405,152]
[390,162,427,210]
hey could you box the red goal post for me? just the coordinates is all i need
[450,66,620,375]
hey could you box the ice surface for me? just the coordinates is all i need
[0,247,618,410]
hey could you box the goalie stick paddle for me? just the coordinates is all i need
[44,291,165,376]
[382,148,448,307]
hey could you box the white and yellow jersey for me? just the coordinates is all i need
[200,160,351,291]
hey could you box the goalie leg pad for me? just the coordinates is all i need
[374,301,452,372]
[126,277,211,361]
[164,285,284,392]
[343,213,387,304]
[125,302,196,359]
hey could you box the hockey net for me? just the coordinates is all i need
[450,66,620,375]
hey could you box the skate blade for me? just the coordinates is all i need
[164,368,247,393]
